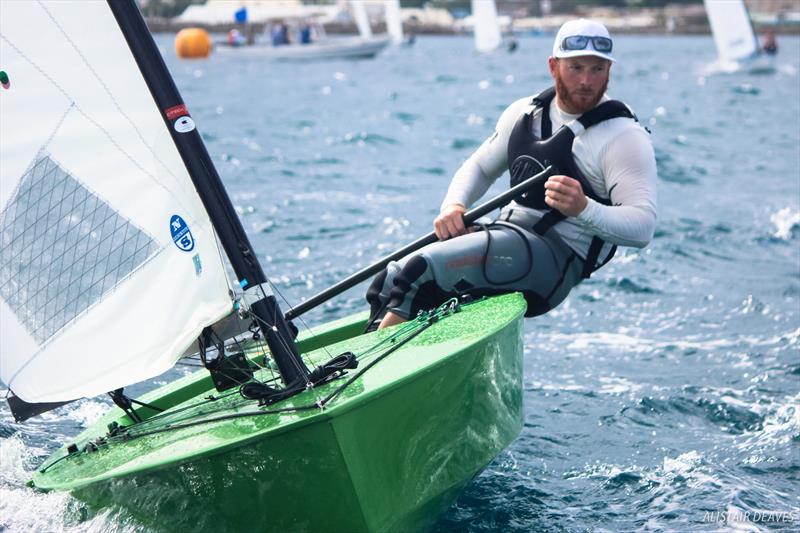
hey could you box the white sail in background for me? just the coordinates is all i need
[704,0,759,63]
[351,0,373,39]
[0,1,234,402]
[384,0,404,45]
[471,0,502,53]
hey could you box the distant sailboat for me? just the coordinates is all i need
[703,0,774,73]
[350,0,373,39]
[384,0,404,45]
[471,0,502,53]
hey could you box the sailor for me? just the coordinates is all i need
[366,19,658,329]
[271,23,290,47]
[299,22,312,45]
[762,28,778,55]
[227,28,245,47]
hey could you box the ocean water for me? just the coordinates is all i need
[1,34,799,532]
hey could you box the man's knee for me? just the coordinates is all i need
[366,268,389,317]
[387,254,452,319]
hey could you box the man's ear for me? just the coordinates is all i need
[547,57,558,79]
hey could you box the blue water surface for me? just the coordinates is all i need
[1,34,798,532]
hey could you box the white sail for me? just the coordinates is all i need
[471,0,502,53]
[0,1,234,402]
[384,0,404,45]
[704,0,759,63]
[350,0,373,39]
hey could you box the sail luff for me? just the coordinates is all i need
[106,0,308,386]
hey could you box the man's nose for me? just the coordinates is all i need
[579,71,596,85]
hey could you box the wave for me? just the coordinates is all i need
[450,138,481,150]
[337,131,398,145]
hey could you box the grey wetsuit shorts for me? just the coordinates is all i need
[366,207,585,322]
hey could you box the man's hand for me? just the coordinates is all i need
[434,203,468,240]
[544,175,588,217]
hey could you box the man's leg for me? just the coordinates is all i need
[373,223,582,328]
[378,311,406,329]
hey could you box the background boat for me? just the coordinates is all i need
[214,0,391,61]
[471,0,503,53]
[703,0,775,74]
[216,34,391,60]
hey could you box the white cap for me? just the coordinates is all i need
[552,19,615,62]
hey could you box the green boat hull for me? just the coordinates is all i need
[33,294,527,532]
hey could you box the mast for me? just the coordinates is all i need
[107,0,308,386]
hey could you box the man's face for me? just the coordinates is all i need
[549,56,611,114]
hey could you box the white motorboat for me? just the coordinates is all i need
[215,35,390,60]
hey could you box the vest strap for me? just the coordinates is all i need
[577,100,635,129]
[531,86,556,108]
[581,237,616,279]
[532,210,565,236]
[531,87,556,138]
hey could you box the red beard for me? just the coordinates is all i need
[554,70,609,114]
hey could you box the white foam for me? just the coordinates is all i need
[541,326,800,357]
[770,207,800,240]
[596,375,643,395]
[736,392,800,455]
[0,435,144,532]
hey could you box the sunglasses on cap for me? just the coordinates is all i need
[560,35,613,53]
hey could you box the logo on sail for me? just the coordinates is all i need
[170,215,195,252]
[0,70,9,90]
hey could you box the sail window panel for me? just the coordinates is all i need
[0,154,159,345]
[1,202,18,245]
[0,260,10,292]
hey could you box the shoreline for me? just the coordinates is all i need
[147,18,800,36]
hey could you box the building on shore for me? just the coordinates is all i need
[142,0,800,35]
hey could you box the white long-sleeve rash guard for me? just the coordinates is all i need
[442,94,658,263]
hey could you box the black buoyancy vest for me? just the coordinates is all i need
[506,87,638,278]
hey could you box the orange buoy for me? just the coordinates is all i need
[175,28,212,59]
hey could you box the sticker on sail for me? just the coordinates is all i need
[170,215,195,252]
[174,116,195,133]
[192,253,203,277]
[165,103,195,133]
[165,104,189,120]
